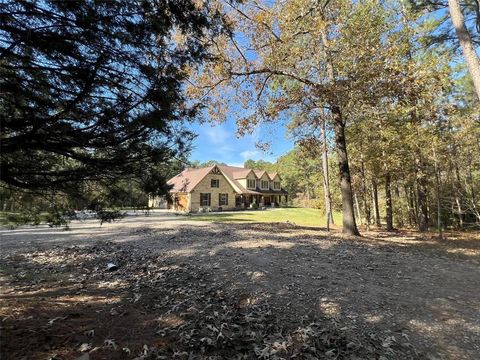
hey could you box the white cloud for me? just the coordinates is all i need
[205,126,231,145]
[228,162,245,168]
[240,150,259,159]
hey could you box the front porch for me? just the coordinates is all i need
[235,193,288,209]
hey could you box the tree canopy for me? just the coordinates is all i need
[0,0,224,192]
[187,0,479,234]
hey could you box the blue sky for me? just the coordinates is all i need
[186,118,294,167]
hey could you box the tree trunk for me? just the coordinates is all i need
[433,146,443,239]
[447,0,480,100]
[394,180,404,228]
[417,184,429,231]
[467,159,480,224]
[455,197,464,228]
[416,158,429,231]
[319,25,359,236]
[454,164,464,228]
[360,157,371,230]
[332,105,360,236]
[320,117,334,228]
[404,184,414,226]
[385,173,394,231]
[305,182,310,203]
[372,179,381,227]
[410,185,419,226]
[354,192,363,226]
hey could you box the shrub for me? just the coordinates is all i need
[97,210,125,225]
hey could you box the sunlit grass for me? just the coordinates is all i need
[186,207,342,228]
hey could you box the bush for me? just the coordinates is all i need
[97,210,125,225]
[2,211,44,228]
[251,203,259,210]
[45,211,69,228]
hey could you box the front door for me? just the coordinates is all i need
[235,195,243,207]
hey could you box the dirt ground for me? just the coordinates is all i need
[1,213,479,359]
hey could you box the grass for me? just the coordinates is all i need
[187,207,342,228]
[0,212,36,227]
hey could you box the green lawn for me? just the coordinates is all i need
[186,207,342,228]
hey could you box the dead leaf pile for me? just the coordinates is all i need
[1,239,419,359]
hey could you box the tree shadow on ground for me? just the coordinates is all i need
[1,222,479,359]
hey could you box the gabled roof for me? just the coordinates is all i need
[167,164,286,194]
[231,168,254,179]
[268,172,279,180]
[217,165,258,194]
[253,170,267,178]
[167,166,215,192]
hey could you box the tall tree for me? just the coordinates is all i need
[191,0,410,235]
[0,0,224,193]
[447,0,480,99]
[410,0,480,100]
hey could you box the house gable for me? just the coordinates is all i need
[257,172,271,190]
[268,172,281,181]
[233,169,256,190]
[189,166,236,193]
[167,166,214,193]
[189,166,237,211]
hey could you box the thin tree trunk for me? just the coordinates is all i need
[404,184,414,226]
[354,192,363,226]
[385,173,394,231]
[372,179,381,227]
[411,186,418,225]
[468,160,477,206]
[361,157,371,230]
[417,185,429,231]
[455,197,464,228]
[416,159,429,231]
[305,182,310,202]
[454,164,464,228]
[447,0,480,100]
[467,160,480,224]
[320,117,334,228]
[433,146,443,239]
[394,180,404,228]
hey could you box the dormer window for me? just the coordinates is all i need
[247,179,256,189]
[274,181,280,189]
[211,179,219,188]
[261,180,269,189]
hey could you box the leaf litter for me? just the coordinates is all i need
[1,222,478,359]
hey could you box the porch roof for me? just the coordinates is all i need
[236,189,288,196]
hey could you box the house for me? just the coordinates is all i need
[164,164,288,212]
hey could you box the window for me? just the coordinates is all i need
[247,179,256,189]
[261,180,269,189]
[274,181,280,189]
[219,193,228,206]
[211,179,219,188]
[200,193,211,206]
